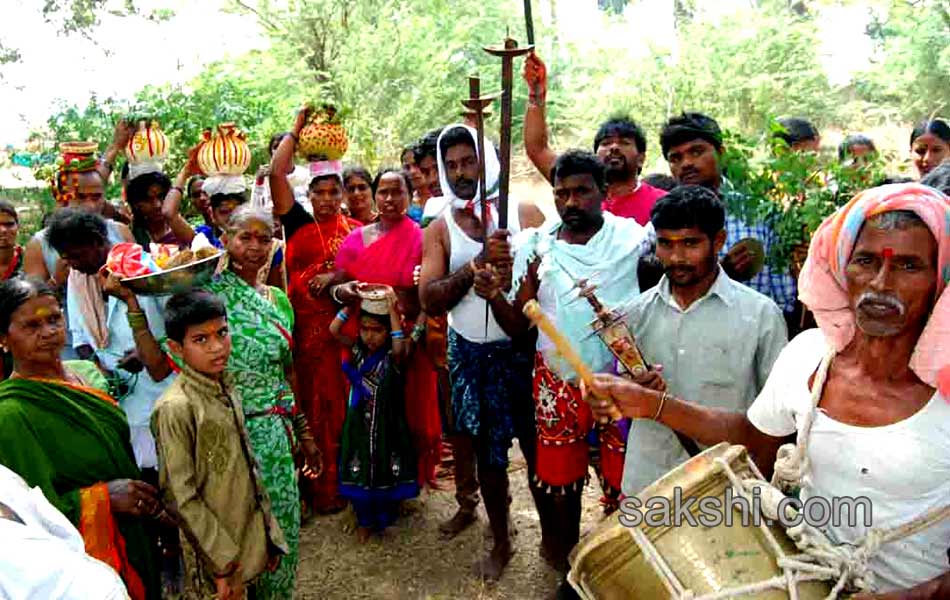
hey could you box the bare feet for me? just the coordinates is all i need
[472,541,515,582]
[399,498,423,517]
[356,527,371,544]
[439,508,477,539]
[482,515,517,540]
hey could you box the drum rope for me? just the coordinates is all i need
[741,347,949,598]
[601,349,950,600]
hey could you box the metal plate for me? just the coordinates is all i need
[120,252,222,296]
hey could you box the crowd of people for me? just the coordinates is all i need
[1,49,949,600]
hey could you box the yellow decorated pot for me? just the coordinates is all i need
[297,106,348,161]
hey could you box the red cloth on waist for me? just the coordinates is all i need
[533,353,625,491]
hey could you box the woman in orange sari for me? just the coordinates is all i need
[270,107,361,513]
[0,278,161,599]
[334,169,442,489]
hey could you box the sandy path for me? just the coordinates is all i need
[295,443,604,599]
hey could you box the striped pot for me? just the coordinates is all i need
[196,123,251,177]
[125,120,169,165]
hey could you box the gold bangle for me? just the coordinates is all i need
[653,391,669,421]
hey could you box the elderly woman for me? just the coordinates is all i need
[163,153,285,289]
[0,277,161,599]
[197,205,320,599]
[334,168,441,490]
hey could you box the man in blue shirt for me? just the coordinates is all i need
[659,112,797,323]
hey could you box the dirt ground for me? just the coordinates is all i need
[295,442,605,600]
[294,168,592,599]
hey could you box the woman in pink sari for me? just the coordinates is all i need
[334,169,442,489]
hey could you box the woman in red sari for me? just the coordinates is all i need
[334,169,442,489]
[270,108,361,514]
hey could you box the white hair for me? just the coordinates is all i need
[226,204,274,237]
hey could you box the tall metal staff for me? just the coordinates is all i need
[484,36,533,229]
[460,76,495,234]
[523,0,535,45]
[461,76,497,335]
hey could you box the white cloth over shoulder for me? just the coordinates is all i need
[511,213,651,380]
[0,465,129,600]
[748,328,950,593]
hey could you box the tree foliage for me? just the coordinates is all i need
[34,0,947,177]
[227,0,531,165]
[853,0,950,121]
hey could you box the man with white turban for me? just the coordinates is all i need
[419,124,545,580]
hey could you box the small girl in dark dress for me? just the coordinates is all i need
[330,286,419,542]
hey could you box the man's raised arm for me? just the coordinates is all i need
[523,53,556,183]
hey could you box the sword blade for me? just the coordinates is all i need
[524,0,535,46]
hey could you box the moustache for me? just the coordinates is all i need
[665,264,695,273]
[561,209,587,221]
[856,291,905,315]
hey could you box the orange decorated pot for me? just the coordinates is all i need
[196,123,251,177]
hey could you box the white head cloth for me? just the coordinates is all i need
[203,174,248,196]
[308,159,344,186]
[127,160,164,180]
[436,124,500,224]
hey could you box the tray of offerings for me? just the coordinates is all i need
[121,248,222,296]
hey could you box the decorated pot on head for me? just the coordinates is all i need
[125,120,169,179]
[48,141,99,205]
[297,105,349,189]
[357,283,391,315]
[297,104,348,162]
[196,123,251,197]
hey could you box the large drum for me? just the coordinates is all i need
[568,443,832,599]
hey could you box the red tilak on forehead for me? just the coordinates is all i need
[882,247,894,259]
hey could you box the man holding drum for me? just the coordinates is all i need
[587,183,950,597]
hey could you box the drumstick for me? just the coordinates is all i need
[522,300,623,422]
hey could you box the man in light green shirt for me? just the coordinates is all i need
[621,185,787,495]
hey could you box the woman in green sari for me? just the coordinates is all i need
[0,277,162,600]
[201,205,322,599]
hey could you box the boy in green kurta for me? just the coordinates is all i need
[152,291,287,599]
